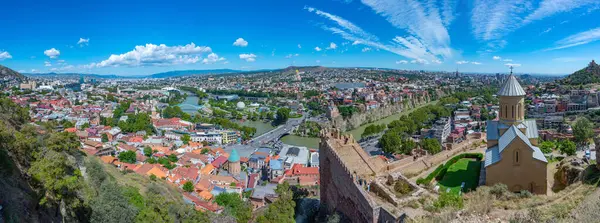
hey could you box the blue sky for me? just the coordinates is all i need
[1,0,599,76]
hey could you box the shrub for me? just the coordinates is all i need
[518,190,532,199]
[394,180,412,195]
[433,192,463,210]
[489,184,514,201]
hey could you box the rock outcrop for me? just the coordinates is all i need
[554,156,586,190]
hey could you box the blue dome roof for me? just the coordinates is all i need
[228,149,240,162]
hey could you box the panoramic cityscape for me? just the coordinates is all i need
[2,1,600,223]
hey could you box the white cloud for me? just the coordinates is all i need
[31,69,38,73]
[294,53,299,56]
[202,53,225,64]
[327,42,337,50]
[546,27,600,51]
[285,54,300,59]
[471,61,482,65]
[86,43,212,68]
[540,27,553,35]
[503,59,513,62]
[233,38,248,47]
[306,5,450,62]
[44,48,60,58]
[315,46,322,52]
[472,0,599,46]
[361,47,371,52]
[77,38,90,46]
[298,44,302,49]
[50,65,75,72]
[493,56,502,60]
[432,59,443,64]
[456,60,469,64]
[396,60,409,64]
[239,53,257,62]
[44,61,52,67]
[411,58,429,64]
[505,63,522,67]
[0,51,12,60]
[316,60,321,64]
[359,0,455,59]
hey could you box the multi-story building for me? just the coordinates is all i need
[430,117,451,144]
[221,131,239,144]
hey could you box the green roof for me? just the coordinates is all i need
[228,149,240,162]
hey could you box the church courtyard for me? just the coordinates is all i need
[438,158,482,194]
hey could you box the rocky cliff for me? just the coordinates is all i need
[329,96,431,132]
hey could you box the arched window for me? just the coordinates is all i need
[514,150,520,165]
[504,105,508,118]
[512,106,515,119]
[518,104,521,119]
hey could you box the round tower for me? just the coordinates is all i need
[228,149,241,175]
[497,68,526,125]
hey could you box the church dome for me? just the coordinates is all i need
[228,149,240,162]
[497,74,526,96]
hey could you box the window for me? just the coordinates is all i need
[512,106,515,119]
[517,104,521,119]
[504,105,508,118]
[514,150,520,165]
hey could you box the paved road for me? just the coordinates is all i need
[224,115,306,157]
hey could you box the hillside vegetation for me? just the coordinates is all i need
[562,60,600,85]
[0,96,215,223]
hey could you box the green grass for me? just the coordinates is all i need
[437,158,481,195]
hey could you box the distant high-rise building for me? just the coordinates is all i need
[79,76,85,84]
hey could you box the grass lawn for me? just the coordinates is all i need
[437,158,481,195]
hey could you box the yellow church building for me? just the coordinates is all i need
[484,71,548,194]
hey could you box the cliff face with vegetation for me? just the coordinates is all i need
[562,60,600,85]
[329,95,431,132]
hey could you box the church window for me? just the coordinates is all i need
[512,106,515,118]
[514,150,520,165]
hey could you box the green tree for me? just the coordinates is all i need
[421,138,442,154]
[168,154,178,163]
[257,182,295,223]
[118,151,137,164]
[90,181,138,223]
[559,140,577,156]
[275,107,291,125]
[539,141,556,154]
[181,134,191,145]
[215,193,252,223]
[101,133,109,143]
[573,117,594,144]
[143,146,153,157]
[182,181,194,192]
[380,131,403,154]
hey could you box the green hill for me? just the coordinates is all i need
[0,64,26,80]
[562,60,600,85]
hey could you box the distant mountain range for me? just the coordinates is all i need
[0,65,26,80]
[23,69,243,79]
[562,60,600,85]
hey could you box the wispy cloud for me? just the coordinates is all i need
[361,47,371,52]
[396,60,408,64]
[411,58,429,64]
[545,27,600,51]
[77,38,90,46]
[456,60,469,64]
[471,61,482,65]
[472,0,599,48]
[503,59,513,62]
[359,0,454,58]
[493,56,502,60]
[505,63,521,67]
[327,42,337,50]
[305,4,454,63]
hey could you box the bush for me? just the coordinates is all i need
[417,164,445,185]
[394,180,412,195]
[489,184,514,201]
[518,190,533,199]
[432,192,463,211]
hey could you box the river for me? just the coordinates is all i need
[177,91,203,115]
[234,120,276,136]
